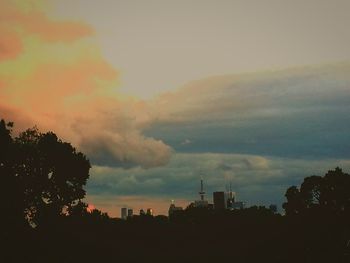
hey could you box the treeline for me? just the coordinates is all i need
[1,119,350,262]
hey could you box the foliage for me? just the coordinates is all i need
[0,119,91,226]
[283,167,350,216]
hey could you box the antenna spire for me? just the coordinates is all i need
[199,179,205,201]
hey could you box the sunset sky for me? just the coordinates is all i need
[1,0,350,216]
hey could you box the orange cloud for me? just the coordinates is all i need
[0,26,22,61]
[0,0,172,168]
[20,59,117,112]
[23,15,94,42]
[0,0,93,43]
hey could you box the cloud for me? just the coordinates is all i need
[78,127,172,168]
[0,0,93,43]
[0,0,172,168]
[0,26,23,61]
[180,139,192,145]
[146,62,350,159]
[153,62,350,123]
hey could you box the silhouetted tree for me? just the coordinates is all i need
[322,167,350,215]
[283,167,350,216]
[68,200,89,218]
[0,119,91,226]
[283,186,303,215]
[0,120,26,226]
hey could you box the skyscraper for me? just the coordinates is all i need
[121,207,128,220]
[146,208,153,216]
[213,191,227,210]
[168,200,183,217]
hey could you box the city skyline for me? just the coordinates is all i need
[1,0,350,217]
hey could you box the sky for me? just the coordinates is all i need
[1,0,350,216]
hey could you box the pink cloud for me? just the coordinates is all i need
[0,0,172,168]
[0,26,22,61]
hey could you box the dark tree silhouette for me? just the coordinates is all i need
[0,120,26,226]
[283,167,350,216]
[0,119,91,226]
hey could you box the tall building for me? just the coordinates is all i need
[146,208,153,216]
[168,200,183,216]
[213,191,227,210]
[127,208,133,217]
[121,207,128,220]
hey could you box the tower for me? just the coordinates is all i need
[199,179,205,201]
[226,182,236,209]
[194,179,208,208]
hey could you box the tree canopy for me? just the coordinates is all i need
[0,119,91,226]
[283,167,350,216]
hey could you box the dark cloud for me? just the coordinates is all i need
[146,62,350,159]
[146,107,350,158]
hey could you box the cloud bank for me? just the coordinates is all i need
[148,62,350,159]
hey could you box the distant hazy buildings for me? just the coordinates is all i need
[121,207,134,219]
[213,191,227,210]
[226,183,235,208]
[168,201,183,217]
[121,207,128,220]
[213,192,244,210]
[230,201,244,210]
[188,179,246,211]
[146,208,154,216]
[225,183,245,210]
[121,179,269,219]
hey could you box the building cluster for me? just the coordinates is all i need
[121,207,133,220]
[121,207,153,220]
[169,180,245,216]
[121,179,277,219]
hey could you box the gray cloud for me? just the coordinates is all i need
[146,62,350,159]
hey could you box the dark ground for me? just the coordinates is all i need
[2,209,349,263]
